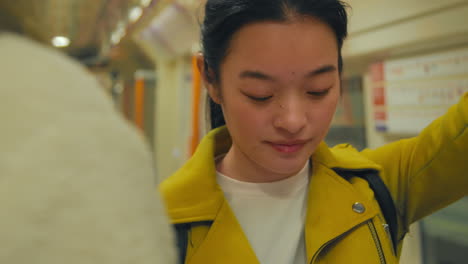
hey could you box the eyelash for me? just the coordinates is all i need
[245,88,330,102]
[307,89,330,97]
[247,95,273,102]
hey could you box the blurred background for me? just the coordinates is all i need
[1,0,467,263]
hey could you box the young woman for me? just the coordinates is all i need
[160,0,468,263]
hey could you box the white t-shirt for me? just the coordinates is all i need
[216,162,310,264]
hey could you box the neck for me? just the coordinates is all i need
[217,145,301,183]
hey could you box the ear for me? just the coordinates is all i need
[196,53,222,104]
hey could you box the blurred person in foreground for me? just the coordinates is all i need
[0,4,176,264]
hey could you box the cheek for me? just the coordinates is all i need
[310,95,339,129]
[222,94,263,129]
[325,98,339,119]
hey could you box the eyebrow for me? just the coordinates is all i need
[239,64,337,81]
[305,65,337,77]
[239,71,275,81]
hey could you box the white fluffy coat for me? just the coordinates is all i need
[0,33,176,264]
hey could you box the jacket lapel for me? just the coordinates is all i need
[188,200,259,264]
[305,143,379,263]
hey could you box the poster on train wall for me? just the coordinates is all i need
[371,47,468,134]
[370,62,387,132]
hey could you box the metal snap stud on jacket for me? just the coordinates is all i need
[352,202,366,214]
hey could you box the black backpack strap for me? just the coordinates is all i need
[333,168,399,254]
[174,223,190,264]
[173,221,213,264]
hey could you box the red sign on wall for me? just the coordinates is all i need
[370,62,387,131]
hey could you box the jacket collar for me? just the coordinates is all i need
[159,127,230,224]
[160,127,382,225]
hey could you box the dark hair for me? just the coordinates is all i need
[202,0,349,129]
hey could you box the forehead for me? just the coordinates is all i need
[222,18,339,76]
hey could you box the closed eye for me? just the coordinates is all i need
[245,94,273,102]
[307,89,330,97]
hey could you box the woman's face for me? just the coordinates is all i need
[207,18,341,179]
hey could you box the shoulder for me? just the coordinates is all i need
[0,33,109,110]
[313,142,382,171]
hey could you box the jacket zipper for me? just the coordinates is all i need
[309,220,387,264]
[368,220,386,264]
[309,222,366,264]
[383,223,396,255]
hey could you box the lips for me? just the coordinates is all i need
[267,140,308,154]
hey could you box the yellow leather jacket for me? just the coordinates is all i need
[160,93,467,264]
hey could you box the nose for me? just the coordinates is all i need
[273,100,307,135]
